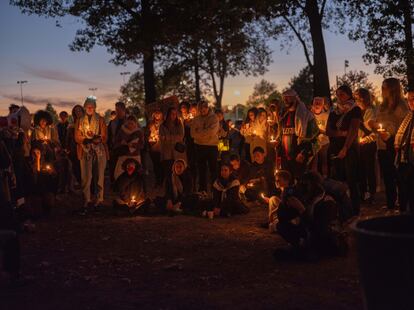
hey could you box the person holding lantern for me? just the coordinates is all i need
[276,89,319,181]
[74,96,108,212]
[395,90,414,212]
[372,78,408,210]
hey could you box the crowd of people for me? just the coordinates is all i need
[1,77,414,283]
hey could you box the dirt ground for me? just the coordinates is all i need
[1,183,392,310]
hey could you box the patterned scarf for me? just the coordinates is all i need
[395,111,414,150]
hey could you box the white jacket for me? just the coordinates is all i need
[190,111,219,146]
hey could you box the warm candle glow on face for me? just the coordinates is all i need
[46,165,51,170]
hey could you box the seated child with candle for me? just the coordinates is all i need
[244,147,275,202]
[229,154,251,186]
[25,142,58,218]
[113,158,149,214]
[163,159,198,214]
[210,162,248,217]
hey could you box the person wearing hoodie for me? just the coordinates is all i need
[113,158,148,214]
[164,159,197,214]
[277,89,319,181]
[113,115,144,180]
[211,162,248,217]
[159,107,186,180]
[190,101,220,192]
[74,96,108,211]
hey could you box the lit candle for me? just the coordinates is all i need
[270,135,276,143]
[46,165,51,171]
[267,117,272,123]
[253,130,257,135]
[260,193,266,199]
[188,113,194,119]
[247,182,254,188]
[27,129,32,138]
[131,195,136,203]
[377,123,384,132]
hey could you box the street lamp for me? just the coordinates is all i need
[120,71,131,84]
[17,80,28,106]
[88,87,98,96]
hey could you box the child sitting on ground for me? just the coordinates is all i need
[163,159,197,214]
[113,158,149,214]
[210,162,249,217]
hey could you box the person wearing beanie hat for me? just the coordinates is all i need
[75,96,108,211]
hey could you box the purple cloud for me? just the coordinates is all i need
[1,93,79,108]
[19,64,93,85]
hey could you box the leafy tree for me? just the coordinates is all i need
[247,79,281,106]
[286,66,314,105]
[336,70,376,94]
[342,0,414,89]
[264,0,342,100]
[45,103,59,124]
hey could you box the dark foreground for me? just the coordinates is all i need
[2,192,389,310]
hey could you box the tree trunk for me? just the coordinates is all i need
[401,0,414,90]
[305,0,331,100]
[143,46,157,104]
[142,0,157,104]
[194,48,201,102]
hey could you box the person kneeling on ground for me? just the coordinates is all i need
[243,146,275,203]
[209,162,249,218]
[163,159,198,214]
[113,158,149,215]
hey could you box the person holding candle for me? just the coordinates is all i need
[240,107,258,162]
[75,96,108,212]
[373,78,408,210]
[32,110,59,162]
[310,97,330,178]
[113,158,148,214]
[250,108,270,161]
[215,109,230,162]
[395,90,414,212]
[354,88,377,204]
[146,109,164,187]
[229,153,251,186]
[190,101,220,192]
[159,107,186,183]
[277,89,319,181]
[326,85,362,215]
[210,162,248,217]
[66,105,84,186]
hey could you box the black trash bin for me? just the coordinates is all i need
[353,215,414,310]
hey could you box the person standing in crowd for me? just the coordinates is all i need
[190,101,219,192]
[75,97,108,212]
[32,110,59,162]
[66,105,84,186]
[327,85,362,215]
[277,89,319,180]
[310,97,330,177]
[113,115,144,180]
[179,102,190,120]
[147,109,164,187]
[373,78,408,210]
[183,103,198,188]
[251,108,270,160]
[108,101,127,182]
[240,107,258,162]
[211,162,248,217]
[57,111,69,149]
[159,107,185,179]
[354,88,377,204]
[395,90,414,212]
[216,109,230,161]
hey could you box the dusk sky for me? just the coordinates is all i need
[0,1,383,115]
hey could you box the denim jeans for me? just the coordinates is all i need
[80,152,106,204]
